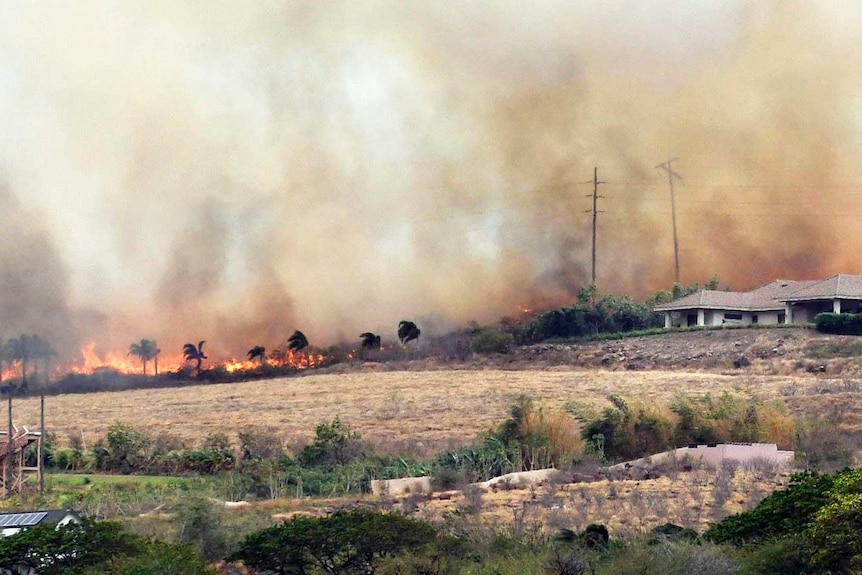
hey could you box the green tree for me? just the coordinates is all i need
[182,341,207,375]
[576,284,596,304]
[230,508,438,575]
[128,339,158,375]
[298,417,364,469]
[0,519,139,574]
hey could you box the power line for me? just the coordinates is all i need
[656,157,683,284]
[584,166,605,286]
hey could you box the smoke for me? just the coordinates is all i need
[1,1,861,361]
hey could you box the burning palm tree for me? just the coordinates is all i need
[359,332,381,350]
[153,346,161,376]
[182,340,208,375]
[397,321,421,345]
[6,335,33,386]
[287,331,309,354]
[247,345,267,366]
[128,339,158,375]
[29,335,55,388]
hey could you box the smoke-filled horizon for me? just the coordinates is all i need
[2,1,862,363]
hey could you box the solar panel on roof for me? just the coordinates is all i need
[0,512,47,528]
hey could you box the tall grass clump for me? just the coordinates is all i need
[435,396,582,485]
[579,392,797,462]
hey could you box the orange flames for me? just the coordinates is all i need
[225,349,324,372]
[68,342,181,375]
[66,342,324,376]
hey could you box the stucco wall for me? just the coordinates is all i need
[370,476,432,496]
[609,442,795,471]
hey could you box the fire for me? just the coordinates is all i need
[68,342,181,375]
[62,342,325,376]
[263,348,324,370]
[224,359,254,373]
[213,349,326,373]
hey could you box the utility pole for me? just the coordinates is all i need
[656,157,682,284]
[584,166,605,286]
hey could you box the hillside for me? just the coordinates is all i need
[504,327,862,375]
[15,328,862,450]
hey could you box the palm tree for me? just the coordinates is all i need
[153,347,161,376]
[247,345,266,366]
[29,336,55,388]
[6,335,31,386]
[397,321,421,345]
[359,332,381,350]
[287,331,309,354]
[128,339,158,375]
[182,341,208,375]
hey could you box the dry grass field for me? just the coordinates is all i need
[414,466,789,536]
[13,367,856,450]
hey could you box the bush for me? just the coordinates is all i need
[229,508,439,574]
[435,397,582,484]
[815,312,862,335]
[597,540,739,575]
[524,295,663,342]
[704,470,834,545]
[470,328,515,355]
[581,392,795,462]
[0,519,212,574]
[298,417,365,470]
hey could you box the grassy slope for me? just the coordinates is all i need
[13,368,841,452]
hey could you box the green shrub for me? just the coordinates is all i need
[435,397,582,484]
[298,416,365,470]
[704,470,834,545]
[229,508,439,575]
[815,312,862,335]
[0,519,211,575]
[470,328,515,354]
[581,392,795,462]
[524,295,663,342]
[596,540,739,575]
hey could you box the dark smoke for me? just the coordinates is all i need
[1,1,861,363]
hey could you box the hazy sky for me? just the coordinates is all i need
[1,1,861,362]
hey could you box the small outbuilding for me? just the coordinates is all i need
[0,509,82,537]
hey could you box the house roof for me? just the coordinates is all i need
[652,290,751,312]
[749,279,821,309]
[653,279,818,312]
[0,509,80,529]
[779,274,862,302]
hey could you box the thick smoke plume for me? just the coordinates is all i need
[1,1,861,362]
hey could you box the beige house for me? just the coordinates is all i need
[654,274,862,328]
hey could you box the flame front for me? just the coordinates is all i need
[63,342,324,376]
[226,349,324,372]
[69,342,181,375]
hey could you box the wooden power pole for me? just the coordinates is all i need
[585,166,605,286]
[656,157,682,284]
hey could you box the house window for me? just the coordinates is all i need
[723,313,743,321]
[778,312,786,324]
[752,315,758,324]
